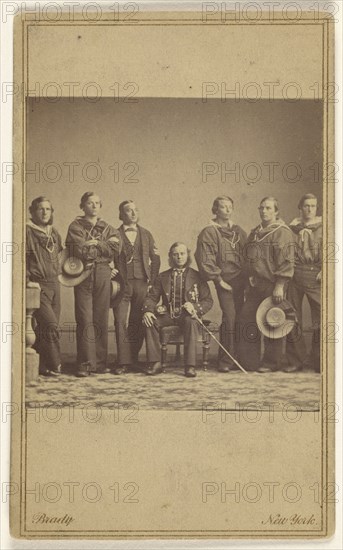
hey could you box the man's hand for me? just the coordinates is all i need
[143,312,157,327]
[272,283,284,305]
[85,239,99,247]
[219,280,232,292]
[183,302,197,317]
[316,271,322,282]
[111,267,119,278]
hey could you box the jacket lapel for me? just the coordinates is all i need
[184,268,195,299]
[139,226,148,257]
[160,270,172,301]
[117,225,126,256]
[119,225,125,241]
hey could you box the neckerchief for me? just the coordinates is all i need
[27,220,56,254]
[289,217,322,262]
[210,220,241,249]
[250,219,289,242]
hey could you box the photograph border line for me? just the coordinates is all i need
[11,12,334,538]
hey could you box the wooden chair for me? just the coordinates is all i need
[159,320,217,371]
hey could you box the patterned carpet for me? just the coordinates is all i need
[26,355,321,411]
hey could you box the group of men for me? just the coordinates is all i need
[26,192,322,378]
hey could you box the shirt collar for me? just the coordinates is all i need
[211,219,234,229]
[27,219,53,235]
[123,224,138,232]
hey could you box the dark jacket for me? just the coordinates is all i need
[246,219,295,285]
[116,225,160,285]
[26,221,63,283]
[143,267,213,317]
[289,216,322,269]
[195,221,247,284]
[65,217,120,265]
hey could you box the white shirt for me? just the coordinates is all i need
[123,224,138,245]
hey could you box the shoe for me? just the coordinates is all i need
[40,369,60,377]
[257,365,273,373]
[97,367,111,374]
[75,370,89,378]
[282,365,302,373]
[218,363,230,373]
[75,362,91,378]
[146,362,163,376]
[185,366,197,378]
[49,369,61,376]
[113,365,128,375]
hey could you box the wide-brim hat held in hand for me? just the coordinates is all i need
[256,297,297,339]
[58,249,92,287]
[110,273,125,308]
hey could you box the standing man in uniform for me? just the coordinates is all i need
[239,196,295,372]
[285,193,322,373]
[112,200,160,374]
[195,196,247,372]
[26,196,63,376]
[142,242,213,377]
[66,192,120,377]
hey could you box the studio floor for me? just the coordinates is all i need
[25,354,321,411]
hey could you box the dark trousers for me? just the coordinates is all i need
[113,279,148,366]
[145,312,199,366]
[74,264,111,371]
[33,280,61,372]
[239,282,283,371]
[215,274,245,368]
[286,265,321,372]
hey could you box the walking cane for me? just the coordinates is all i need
[192,313,248,375]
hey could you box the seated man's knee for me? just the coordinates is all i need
[182,316,198,331]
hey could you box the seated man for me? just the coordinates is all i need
[142,242,213,377]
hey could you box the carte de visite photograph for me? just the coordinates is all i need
[10,6,335,540]
[24,97,324,411]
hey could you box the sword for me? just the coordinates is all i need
[190,311,248,375]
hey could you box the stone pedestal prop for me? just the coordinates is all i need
[26,285,40,384]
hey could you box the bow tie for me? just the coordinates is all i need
[125,227,137,232]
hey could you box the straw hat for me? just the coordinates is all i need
[110,273,125,308]
[256,297,297,339]
[58,249,92,287]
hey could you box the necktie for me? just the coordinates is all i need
[125,227,137,248]
[171,270,183,317]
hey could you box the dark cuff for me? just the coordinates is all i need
[275,277,288,286]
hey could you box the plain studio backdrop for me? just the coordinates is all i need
[26,97,322,356]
